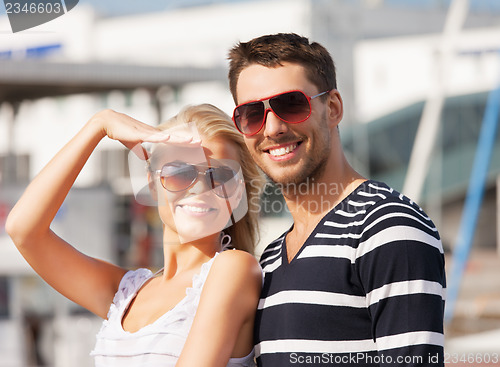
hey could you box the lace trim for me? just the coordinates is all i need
[104,254,218,334]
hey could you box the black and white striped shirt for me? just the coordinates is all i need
[255,180,446,366]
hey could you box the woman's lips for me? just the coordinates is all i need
[176,202,216,217]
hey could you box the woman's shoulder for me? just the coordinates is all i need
[196,250,261,318]
[113,268,153,302]
[215,250,261,275]
[208,250,262,290]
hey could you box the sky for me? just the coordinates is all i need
[0,0,499,17]
[77,0,250,16]
[77,0,500,17]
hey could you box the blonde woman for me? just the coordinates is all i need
[6,104,264,366]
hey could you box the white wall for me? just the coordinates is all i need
[354,27,500,123]
[91,0,311,67]
[0,0,313,185]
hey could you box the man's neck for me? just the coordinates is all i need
[282,161,366,254]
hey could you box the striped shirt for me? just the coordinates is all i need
[255,180,446,366]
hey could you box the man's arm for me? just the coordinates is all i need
[356,197,446,366]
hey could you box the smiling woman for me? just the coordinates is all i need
[152,156,244,243]
[146,121,247,247]
[6,104,264,366]
[153,104,264,253]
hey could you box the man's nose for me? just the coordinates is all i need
[262,109,289,138]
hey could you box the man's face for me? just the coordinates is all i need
[235,62,332,186]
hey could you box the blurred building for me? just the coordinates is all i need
[0,0,499,365]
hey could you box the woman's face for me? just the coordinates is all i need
[151,135,244,243]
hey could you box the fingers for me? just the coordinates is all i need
[165,134,202,145]
[126,133,202,161]
[99,109,203,160]
[142,131,202,146]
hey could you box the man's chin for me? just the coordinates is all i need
[265,170,309,187]
[263,158,328,191]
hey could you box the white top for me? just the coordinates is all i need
[91,254,256,367]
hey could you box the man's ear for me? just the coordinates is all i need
[327,89,344,129]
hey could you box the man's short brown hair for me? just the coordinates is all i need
[227,33,337,104]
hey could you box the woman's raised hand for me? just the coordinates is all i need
[92,109,201,159]
[6,109,202,319]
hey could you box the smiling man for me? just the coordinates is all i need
[228,33,446,367]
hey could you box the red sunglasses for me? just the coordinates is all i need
[232,90,330,136]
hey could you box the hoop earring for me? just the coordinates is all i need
[220,232,233,251]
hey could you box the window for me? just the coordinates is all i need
[0,154,30,184]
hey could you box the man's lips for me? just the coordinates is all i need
[262,141,302,158]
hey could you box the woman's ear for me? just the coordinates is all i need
[236,179,245,203]
[229,179,247,217]
[230,179,245,206]
[147,170,158,202]
[327,89,344,129]
[224,179,246,228]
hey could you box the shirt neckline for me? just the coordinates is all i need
[281,179,371,266]
[118,253,218,334]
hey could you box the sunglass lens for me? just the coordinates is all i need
[207,166,238,198]
[160,163,197,192]
[234,101,265,135]
[270,91,310,123]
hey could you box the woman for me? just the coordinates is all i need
[6,104,264,366]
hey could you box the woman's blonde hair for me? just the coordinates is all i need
[156,104,264,254]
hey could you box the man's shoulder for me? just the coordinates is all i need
[335,180,430,219]
[351,180,406,206]
[342,180,442,251]
[361,180,434,223]
[319,180,439,239]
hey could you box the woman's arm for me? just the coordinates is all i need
[5,109,171,318]
[177,250,262,367]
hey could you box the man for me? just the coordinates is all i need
[228,33,445,366]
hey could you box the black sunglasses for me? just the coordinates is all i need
[232,90,329,136]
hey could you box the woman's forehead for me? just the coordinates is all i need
[150,137,239,167]
[201,136,240,160]
[151,144,206,166]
